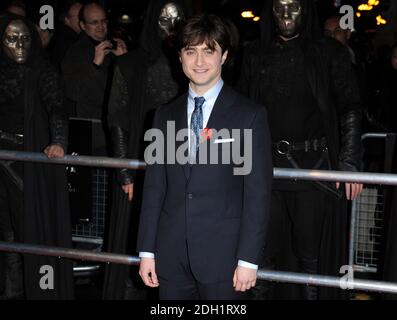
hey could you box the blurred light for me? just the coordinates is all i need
[356,12,361,17]
[253,16,260,22]
[376,15,387,25]
[120,14,132,24]
[241,11,255,19]
[367,0,379,6]
[358,4,373,10]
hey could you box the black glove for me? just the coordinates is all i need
[50,115,68,151]
[111,125,133,185]
[338,109,363,172]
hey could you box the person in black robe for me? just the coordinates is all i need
[0,15,74,300]
[103,0,189,300]
[238,0,363,300]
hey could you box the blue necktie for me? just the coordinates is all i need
[191,96,205,155]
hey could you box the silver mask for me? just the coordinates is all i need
[273,0,303,38]
[158,2,184,38]
[2,19,32,64]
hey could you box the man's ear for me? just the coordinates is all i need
[79,21,85,32]
[221,50,228,65]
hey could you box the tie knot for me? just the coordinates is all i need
[194,96,205,109]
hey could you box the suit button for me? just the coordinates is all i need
[187,193,193,199]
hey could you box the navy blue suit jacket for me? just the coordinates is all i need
[137,85,273,284]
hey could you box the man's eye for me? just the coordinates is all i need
[7,36,17,42]
[291,3,300,11]
[205,49,213,54]
[185,50,194,55]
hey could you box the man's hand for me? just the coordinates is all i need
[93,40,112,66]
[122,183,134,201]
[44,144,65,159]
[112,38,128,56]
[336,182,363,200]
[139,257,159,288]
[233,266,257,292]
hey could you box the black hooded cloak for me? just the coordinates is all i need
[0,15,74,300]
[238,0,362,299]
[102,0,189,300]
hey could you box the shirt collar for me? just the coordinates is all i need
[188,79,224,104]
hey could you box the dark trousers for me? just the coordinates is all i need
[159,277,246,300]
[158,241,247,300]
[254,189,327,300]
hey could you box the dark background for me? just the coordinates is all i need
[1,0,395,46]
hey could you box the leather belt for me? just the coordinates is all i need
[273,137,327,155]
[273,137,342,199]
[0,130,24,145]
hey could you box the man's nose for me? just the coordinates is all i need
[195,52,204,66]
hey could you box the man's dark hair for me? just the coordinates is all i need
[78,1,104,23]
[176,14,236,58]
[59,0,81,23]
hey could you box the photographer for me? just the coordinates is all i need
[61,2,127,120]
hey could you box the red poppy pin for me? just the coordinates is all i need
[201,127,213,142]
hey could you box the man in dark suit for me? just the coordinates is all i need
[137,14,273,300]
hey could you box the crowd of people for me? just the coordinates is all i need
[0,0,396,300]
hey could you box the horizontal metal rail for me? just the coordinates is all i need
[273,168,397,185]
[0,241,396,294]
[0,150,146,170]
[2,150,397,185]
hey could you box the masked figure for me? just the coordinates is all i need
[0,16,73,300]
[238,0,363,300]
[102,0,188,299]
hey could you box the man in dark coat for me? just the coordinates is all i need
[104,0,188,299]
[0,15,74,300]
[61,2,127,120]
[238,0,363,299]
[52,1,82,69]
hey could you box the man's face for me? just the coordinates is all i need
[66,3,83,34]
[324,17,350,46]
[80,4,108,41]
[158,2,184,39]
[180,41,227,94]
[391,47,397,70]
[273,0,303,38]
[2,19,31,64]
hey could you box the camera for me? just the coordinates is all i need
[110,39,118,50]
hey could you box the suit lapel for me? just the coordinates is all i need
[205,85,235,131]
[174,94,191,181]
[174,86,236,182]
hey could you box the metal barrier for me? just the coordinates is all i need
[349,133,396,273]
[3,149,397,184]
[1,241,397,294]
[2,149,397,294]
